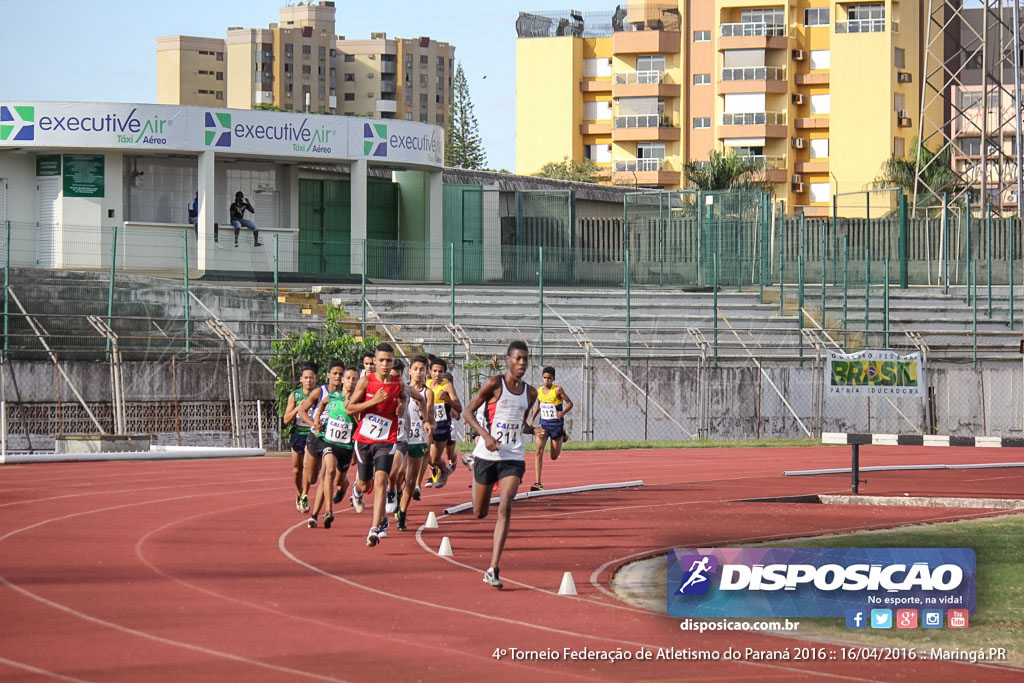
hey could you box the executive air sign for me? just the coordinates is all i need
[0,102,444,168]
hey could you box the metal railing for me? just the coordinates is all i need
[737,154,786,169]
[721,111,787,126]
[613,70,670,85]
[614,158,665,172]
[613,114,674,129]
[720,22,786,37]
[721,66,786,81]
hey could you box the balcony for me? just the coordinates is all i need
[612,114,680,141]
[612,70,680,97]
[795,117,829,129]
[719,66,788,93]
[795,72,830,86]
[380,80,397,94]
[612,29,680,54]
[734,154,787,182]
[611,157,680,186]
[381,61,397,74]
[580,80,612,92]
[579,121,612,135]
[719,22,788,50]
[835,19,895,34]
[720,111,787,138]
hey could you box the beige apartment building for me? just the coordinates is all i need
[517,1,932,216]
[157,1,454,127]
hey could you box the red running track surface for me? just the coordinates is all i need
[0,446,1022,682]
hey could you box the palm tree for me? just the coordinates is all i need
[875,139,959,214]
[682,151,772,192]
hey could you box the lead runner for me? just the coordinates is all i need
[462,340,537,589]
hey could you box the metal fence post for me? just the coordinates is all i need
[658,191,664,288]
[106,225,118,358]
[798,255,805,367]
[182,230,190,358]
[450,241,456,362]
[625,246,631,367]
[843,236,849,349]
[820,211,827,330]
[361,239,367,340]
[965,196,972,305]
[987,207,993,317]
[972,259,978,368]
[864,247,870,339]
[942,193,949,295]
[3,220,9,356]
[898,191,908,288]
[273,234,280,339]
[538,245,544,365]
[779,206,785,314]
[884,260,890,349]
[1010,215,1015,330]
[713,253,719,368]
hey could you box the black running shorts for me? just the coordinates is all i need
[307,435,353,470]
[472,458,526,488]
[355,441,396,483]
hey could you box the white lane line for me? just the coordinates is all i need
[0,655,89,682]
[133,502,577,681]
[0,476,282,509]
[0,487,345,682]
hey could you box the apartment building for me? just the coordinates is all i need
[516,1,928,216]
[157,2,454,128]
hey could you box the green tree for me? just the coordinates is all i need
[875,138,958,213]
[269,304,379,434]
[533,156,600,183]
[446,62,487,169]
[682,151,772,192]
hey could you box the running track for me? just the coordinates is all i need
[0,446,1022,682]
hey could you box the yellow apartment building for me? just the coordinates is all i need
[516,1,931,216]
[158,1,454,129]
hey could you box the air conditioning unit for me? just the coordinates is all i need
[792,93,806,105]
[897,72,912,83]
[792,181,806,193]
[792,173,803,184]
[792,49,806,61]
[791,137,806,149]
[898,116,912,128]
[897,109,908,119]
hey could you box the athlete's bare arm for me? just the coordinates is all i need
[283,393,298,426]
[527,400,541,427]
[556,387,573,419]
[296,387,323,429]
[424,389,435,437]
[525,385,539,422]
[396,381,407,418]
[445,382,463,415]
[464,376,502,452]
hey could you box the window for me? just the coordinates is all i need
[965,51,982,70]
[420,113,428,122]
[302,65,311,75]
[216,91,223,100]
[216,72,224,81]
[405,55,413,67]
[420,93,428,106]
[319,46,326,59]
[583,101,612,120]
[344,93,355,101]
[637,142,666,159]
[420,74,428,85]
[810,94,831,114]
[637,55,666,72]
[404,112,413,120]
[694,30,711,42]
[216,52,224,61]
[420,55,428,64]
[804,8,830,26]
[693,73,711,85]
[344,54,355,62]
[810,182,831,203]
[583,58,612,77]
[436,114,444,123]
[986,90,1000,110]
[437,56,444,67]
[740,8,783,25]
[694,117,711,129]
[302,44,311,55]
[894,137,906,157]
[285,44,294,56]
[894,48,905,69]
[894,93,905,112]
[809,50,830,70]
[810,138,829,158]
[344,73,354,82]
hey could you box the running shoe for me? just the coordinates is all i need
[300,494,310,513]
[530,482,544,492]
[332,489,343,504]
[396,510,407,532]
[378,516,389,539]
[423,479,434,488]
[483,568,503,589]
[351,493,365,514]
[295,493,303,512]
[434,464,451,490]
[307,515,318,528]
[430,466,440,484]
[413,486,421,500]
[461,453,475,469]
[385,489,397,514]
[323,512,334,529]
[366,527,380,546]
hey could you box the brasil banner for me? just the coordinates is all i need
[828,350,924,397]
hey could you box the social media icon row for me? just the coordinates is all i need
[846,609,968,629]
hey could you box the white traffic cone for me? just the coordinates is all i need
[558,571,577,595]
[425,511,439,529]
[438,536,453,557]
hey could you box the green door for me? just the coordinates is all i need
[298,179,351,274]
[442,184,484,283]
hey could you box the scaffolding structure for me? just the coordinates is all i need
[916,0,1024,218]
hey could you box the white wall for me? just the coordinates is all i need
[0,153,39,267]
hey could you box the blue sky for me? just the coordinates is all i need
[0,0,615,171]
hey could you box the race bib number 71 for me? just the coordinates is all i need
[359,414,393,441]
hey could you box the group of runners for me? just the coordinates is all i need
[281,342,573,588]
